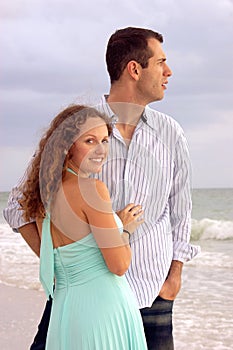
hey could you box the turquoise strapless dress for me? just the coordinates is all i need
[40,214,147,350]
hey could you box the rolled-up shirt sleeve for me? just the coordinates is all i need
[3,158,35,231]
[169,133,200,262]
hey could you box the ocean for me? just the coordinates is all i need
[0,188,233,349]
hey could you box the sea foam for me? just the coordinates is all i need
[191,218,233,240]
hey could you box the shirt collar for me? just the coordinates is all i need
[143,106,158,131]
[100,94,157,131]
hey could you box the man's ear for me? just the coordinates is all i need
[126,61,141,81]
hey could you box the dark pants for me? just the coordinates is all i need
[30,295,174,350]
[140,296,174,350]
[30,297,52,350]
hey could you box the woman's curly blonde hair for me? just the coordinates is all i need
[19,105,112,221]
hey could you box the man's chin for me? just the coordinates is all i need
[148,91,165,104]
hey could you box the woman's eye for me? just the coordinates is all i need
[102,139,109,144]
[86,139,94,144]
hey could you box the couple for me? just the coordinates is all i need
[4,27,200,349]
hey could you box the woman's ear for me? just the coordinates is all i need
[68,144,75,159]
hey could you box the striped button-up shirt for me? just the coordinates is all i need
[3,98,200,308]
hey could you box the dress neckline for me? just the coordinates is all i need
[67,167,79,176]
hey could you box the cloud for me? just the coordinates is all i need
[0,146,34,191]
[0,0,233,189]
[185,112,233,188]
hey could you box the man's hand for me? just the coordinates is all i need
[159,260,183,300]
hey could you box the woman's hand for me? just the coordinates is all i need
[117,203,144,234]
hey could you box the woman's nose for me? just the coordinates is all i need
[95,143,105,154]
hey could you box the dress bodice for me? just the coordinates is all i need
[40,212,123,299]
[54,234,110,289]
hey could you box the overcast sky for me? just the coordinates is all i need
[0,0,233,190]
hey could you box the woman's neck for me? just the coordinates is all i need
[67,160,90,178]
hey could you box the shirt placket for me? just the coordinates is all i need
[113,121,143,207]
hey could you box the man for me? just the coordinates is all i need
[4,27,199,350]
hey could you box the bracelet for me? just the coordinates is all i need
[123,229,131,238]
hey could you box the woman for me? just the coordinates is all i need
[20,105,147,349]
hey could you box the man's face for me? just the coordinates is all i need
[137,38,172,104]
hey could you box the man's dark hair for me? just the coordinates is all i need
[106,27,163,84]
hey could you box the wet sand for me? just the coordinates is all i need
[0,284,46,350]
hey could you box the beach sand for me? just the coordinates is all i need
[1,277,232,350]
[0,284,46,350]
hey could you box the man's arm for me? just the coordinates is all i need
[159,132,200,300]
[159,260,183,300]
[19,223,41,257]
[3,158,41,257]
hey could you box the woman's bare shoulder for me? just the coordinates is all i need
[77,178,112,213]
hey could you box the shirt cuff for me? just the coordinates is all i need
[173,240,201,262]
[3,207,35,232]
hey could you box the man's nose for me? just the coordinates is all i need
[164,63,172,77]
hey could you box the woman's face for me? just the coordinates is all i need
[69,117,109,177]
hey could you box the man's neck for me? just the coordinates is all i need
[107,87,145,124]
[106,97,145,143]
[108,101,144,125]
[106,82,149,141]
[108,82,147,106]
